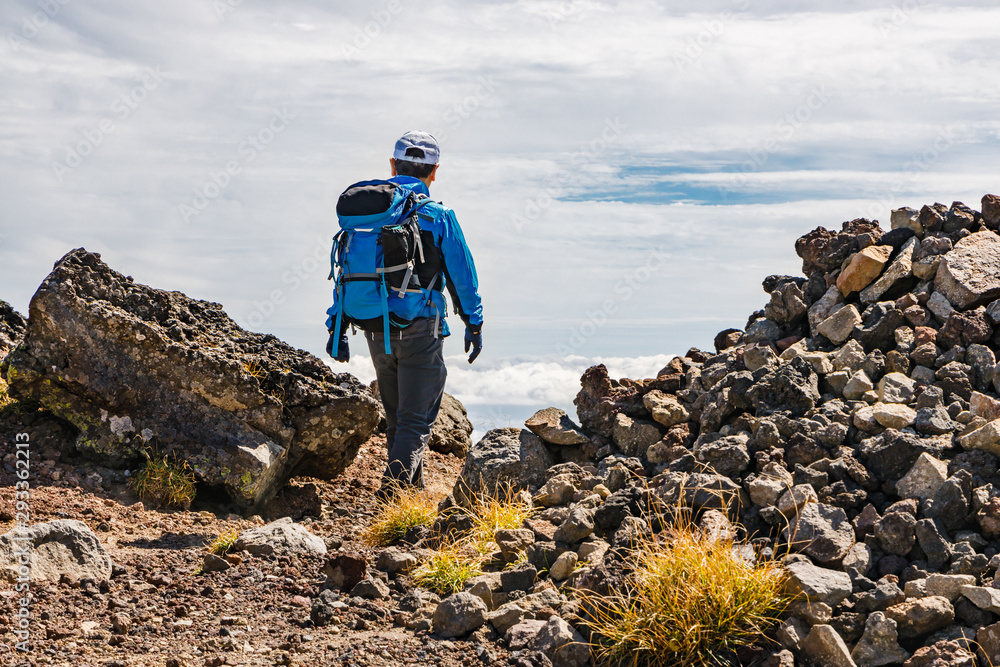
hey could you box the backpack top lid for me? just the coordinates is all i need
[336,180,412,230]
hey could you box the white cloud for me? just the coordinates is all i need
[2,0,999,400]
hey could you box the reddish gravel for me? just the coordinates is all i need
[0,426,511,667]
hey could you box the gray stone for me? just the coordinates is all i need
[536,475,577,507]
[0,249,379,508]
[350,577,390,600]
[844,371,874,400]
[453,428,556,507]
[553,506,595,544]
[783,559,853,606]
[818,305,863,344]
[832,339,867,373]
[878,372,916,404]
[548,552,578,581]
[924,574,976,602]
[977,621,1000,667]
[747,463,794,508]
[860,237,917,304]
[432,591,488,638]
[744,345,779,372]
[851,612,910,667]
[935,231,1000,309]
[375,547,419,575]
[693,433,750,476]
[874,511,916,556]
[958,419,1000,457]
[495,529,535,562]
[915,407,957,435]
[915,519,952,569]
[488,603,526,634]
[507,619,547,651]
[527,616,591,667]
[611,414,662,457]
[959,585,1000,614]
[873,402,916,429]
[896,453,949,501]
[809,286,846,335]
[525,407,589,446]
[744,317,782,343]
[202,553,230,573]
[885,596,955,639]
[747,358,821,417]
[777,484,818,516]
[233,517,326,557]
[927,290,955,321]
[501,563,538,593]
[802,624,858,667]
[642,390,690,429]
[0,520,112,583]
[783,502,856,564]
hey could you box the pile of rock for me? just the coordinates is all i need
[0,249,380,509]
[438,195,1000,666]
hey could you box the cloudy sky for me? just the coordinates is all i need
[2,0,999,436]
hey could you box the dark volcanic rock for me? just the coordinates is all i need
[1,249,379,508]
[573,364,645,439]
[795,219,883,277]
[0,299,27,354]
[452,428,555,506]
[747,357,819,417]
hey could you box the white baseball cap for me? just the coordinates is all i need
[393,130,440,165]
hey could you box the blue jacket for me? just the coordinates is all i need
[326,175,483,337]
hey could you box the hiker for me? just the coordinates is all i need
[326,130,484,500]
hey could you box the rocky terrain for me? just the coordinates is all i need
[5,193,1000,666]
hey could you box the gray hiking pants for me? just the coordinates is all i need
[365,318,447,488]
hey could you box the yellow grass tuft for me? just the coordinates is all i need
[363,486,439,546]
[129,452,197,510]
[465,484,535,556]
[207,527,240,556]
[412,542,483,595]
[585,525,789,667]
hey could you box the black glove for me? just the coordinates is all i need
[326,331,350,363]
[464,327,482,364]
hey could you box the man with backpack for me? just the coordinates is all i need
[326,130,484,500]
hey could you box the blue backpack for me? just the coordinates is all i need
[329,180,443,354]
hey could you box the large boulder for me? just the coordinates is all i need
[452,427,556,506]
[0,249,379,508]
[0,520,112,583]
[934,231,1000,309]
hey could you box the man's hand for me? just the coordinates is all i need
[464,328,482,364]
[326,331,350,363]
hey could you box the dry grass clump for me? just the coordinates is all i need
[412,542,484,594]
[373,483,534,594]
[465,484,535,556]
[129,452,197,510]
[585,525,789,667]
[207,527,240,556]
[363,486,439,546]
